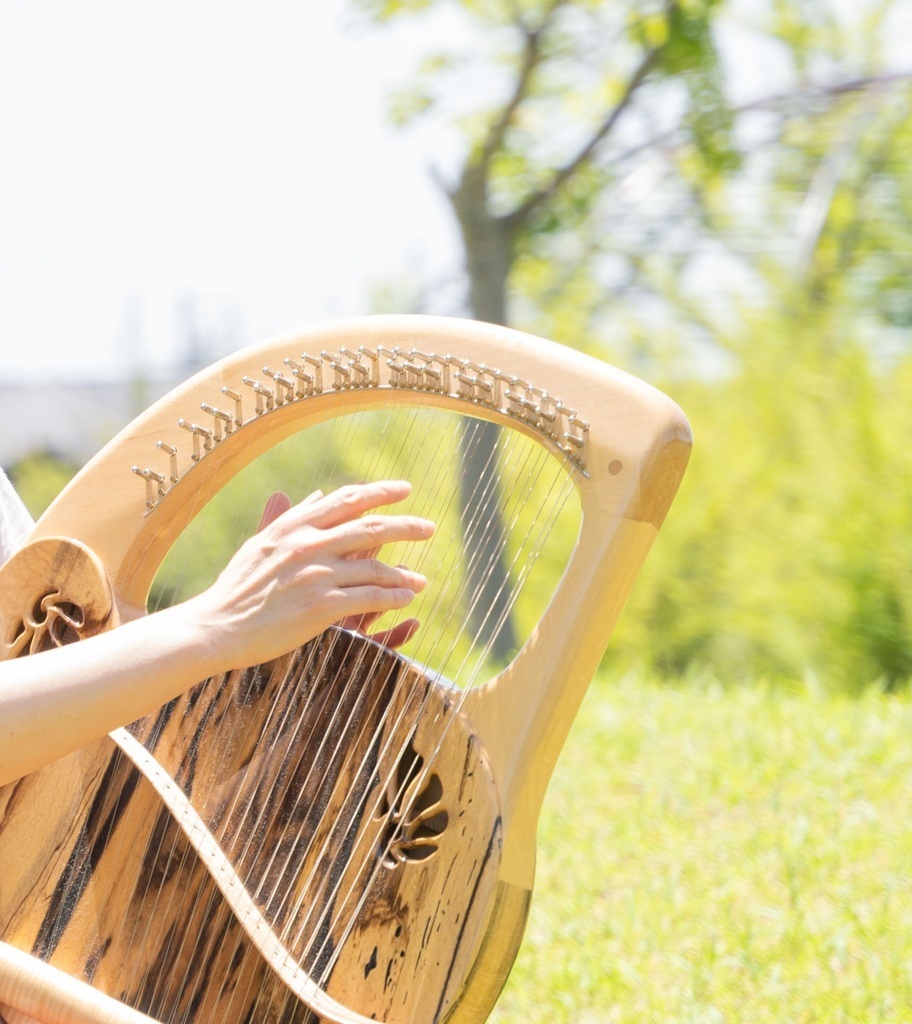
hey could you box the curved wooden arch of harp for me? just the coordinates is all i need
[130,344,591,513]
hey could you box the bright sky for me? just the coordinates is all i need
[3,2,909,384]
[0,1,460,381]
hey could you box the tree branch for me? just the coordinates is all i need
[448,0,569,221]
[474,0,568,178]
[609,70,912,171]
[475,31,542,177]
[738,69,912,115]
[505,40,664,229]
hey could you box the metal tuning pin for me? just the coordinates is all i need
[262,367,295,406]
[155,441,180,483]
[241,376,275,415]
[323,352,352,390]
[178,419,214,461]
[199,403,234,442]
[408,349,450,394]
[380,346,408,388]
[131,465,166,509]
[136,342,591,519]
[284,354,323,398]
[220,387,244,429]
[341,346,380,388]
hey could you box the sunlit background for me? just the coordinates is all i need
[5,0,912,692]
[0,0,458,381]
[4,2,912,1018]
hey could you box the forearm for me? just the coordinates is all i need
[0,601,220,788]
[0,481,433,789]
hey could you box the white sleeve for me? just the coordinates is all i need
[0,469,36,566]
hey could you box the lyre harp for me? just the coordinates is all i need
[0,315,691,1024]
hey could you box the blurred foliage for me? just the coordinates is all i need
[608,73,912,691]
[349,0,743,333]
[613,323,912,691]
[8,452,78,520]
[8,2,910,696]
[346,0,912,691]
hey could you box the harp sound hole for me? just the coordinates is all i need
[10,594,86,656]
[378,740,449,867]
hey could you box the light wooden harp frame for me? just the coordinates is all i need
[0,315,691,1024]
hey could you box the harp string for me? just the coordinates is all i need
[238,402,460,889]
[167,403,427,1011]
[114,399,417,1011]
[278,454,565,1015]
[443,421,548,677]
[296,445,578,997]
[210,413,478,992]
[133,558,354,1009]
[271,429,572,986]
[144,400,449,1017]
[424,415,553,681]
[237,397,470,1024]
[208,403,462,1019]
[194,655,337,1024]
[178,655,339,1015]
[116,401,578,1021]
[389,413,509,687]
[240,415,570,1013]
[191,414,533,993]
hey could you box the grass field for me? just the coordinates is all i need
[489,674,912,1023]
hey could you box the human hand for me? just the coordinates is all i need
[257,488,421,650]
[188,480,434,671]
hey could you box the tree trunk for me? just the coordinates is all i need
[450,176,518,663]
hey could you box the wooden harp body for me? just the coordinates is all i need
[0,315,690,1024]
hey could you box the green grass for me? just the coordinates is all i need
[489,675,912,1023]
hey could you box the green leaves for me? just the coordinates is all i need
[345,0,912,690]
[387,81,436,126]
[613,330,912,691]
[655,1,741,178]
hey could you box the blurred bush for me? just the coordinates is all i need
[611,318,912,692]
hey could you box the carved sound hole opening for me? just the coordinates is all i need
[9,592,86,656]
[377,738,449,868]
